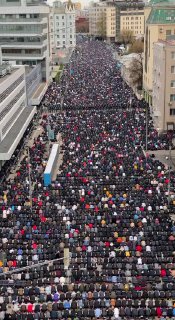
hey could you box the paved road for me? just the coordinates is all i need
[147,149,175,170]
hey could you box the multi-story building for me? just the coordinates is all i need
[114,0,144,39]
[143,0,175,106]
[0,0,51,105]
[50,0,76,57]
[0,63,36,163]
[152,39,175,132]
[89,3,116,42]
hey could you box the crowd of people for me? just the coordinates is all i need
[0,40,175,319]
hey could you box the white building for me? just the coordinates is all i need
[50,0,76,62]
[153,40,175,132]
[0,64,36,163]
[0,0,51,105]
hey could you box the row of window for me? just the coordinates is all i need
[0,75,24,104]
[2,49,43,55]
[123,21,142,25]
[0,24,47,32]
[57,34,73,38]
[0,35,47,43]
[2,103,24,137]
[57,40,73,46]
[0,88,25,122]
[124,16,142,20]
[0,14,40,19]
[56,15,73,20]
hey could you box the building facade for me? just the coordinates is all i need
[50,0,76,57]
[0,64,36,162]
[89,3,116,42]
[115,0,144,39]
[0,0,51,104]
[143,0,175,106]
[153,40,175,132]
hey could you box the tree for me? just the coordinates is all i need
[119,29,134,45]
[128,40,144,54]
[96,12,106,38]
[128,54,143,90]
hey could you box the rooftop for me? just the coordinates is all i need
[157,38,175,45]
[148,0,175,6]
[147,8,175,24]
[0,107,36,160]
[0,67,17,84]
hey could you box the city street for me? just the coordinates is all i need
[0,39,175,320]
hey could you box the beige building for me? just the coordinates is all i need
[117,3,144,38]
[153,39,175,132]
[143,0,175,106]
[89,3,116,42]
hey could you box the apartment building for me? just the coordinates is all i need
[89,3,116,42]
[50,0,76,58]
[0,64,36,163]
[115,0,144,39]
[143,0,175,106]
[0,0,51,105]
[152,39,175,132]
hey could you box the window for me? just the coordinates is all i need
[170,109,175,115]
[171,66,175,73]
[166,29,171,35]
[171,80,175,87]
[70,41,72,44]
[172,52,175,59]
[170,94,175,101]
[62,16,64,19]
